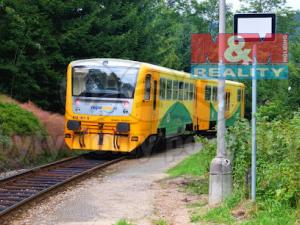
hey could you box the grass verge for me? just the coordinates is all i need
[153,218,168,225]
[115,219,134,225]
[168,137,215,178]
[167,136,299,225]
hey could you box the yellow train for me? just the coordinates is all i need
[64,58,245,153]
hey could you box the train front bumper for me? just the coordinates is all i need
[64,120,143,152]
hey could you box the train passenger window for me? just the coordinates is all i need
[241,90,244,101]
[184,83,189,100]
[205,85,211,101]
[189,84,194,100]
[194,85,196,99]
[226,92,231,111]
[212,86,218,101]
[160,78,166,100]
[178,81,184,100]
[144,75,151,100]
[166,80,172,100]
[173,80,178,100]
[237,89,241,102]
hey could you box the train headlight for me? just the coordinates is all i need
[116,122,130,133]
[122,101,129,108]
[67,120,81,131]
[75,98,80,106]
[131,136,138,141]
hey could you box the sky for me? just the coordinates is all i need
[226,0,300,12]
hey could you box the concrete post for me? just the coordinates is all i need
[208,0,233,206]
[209,157,232,205]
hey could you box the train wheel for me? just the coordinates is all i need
[183,134,195,145]
[88,151,121,160]
[128,136,156,158]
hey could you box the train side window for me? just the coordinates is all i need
[189,83,193,100]
[178,81,184,100]
[241,89,244,101]
[237,89,241,102]
[205,85,211,101]
[226,92,231,111]
[184,83,189,100]
[212,86,218,101]
[160,78,166,100]
[144,74,151,101]
[173,80,178,100]
[193,85,196,99]
[166,79,172,100]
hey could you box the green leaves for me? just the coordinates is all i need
[227,112,300,208]
[0,103,47,137]
[0,0,298,114]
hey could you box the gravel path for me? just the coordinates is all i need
[6,142,201,225]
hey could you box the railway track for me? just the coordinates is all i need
[0,154,125,217]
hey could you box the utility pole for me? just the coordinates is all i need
[251,45,257,202]
[208,0,232,206]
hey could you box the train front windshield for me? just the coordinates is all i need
[72,66,138,99]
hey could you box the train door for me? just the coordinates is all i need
[143,73,153,134]
[142,72,159,135]
[195,80,210,131]
[151,72,159,134]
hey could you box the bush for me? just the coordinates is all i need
[0,103,50,170]
[0,103,47,137]
[227,112,300,208]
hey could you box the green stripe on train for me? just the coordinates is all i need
[210,102,241,126]
[158,102,192,136]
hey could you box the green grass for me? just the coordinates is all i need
[166,140,241,224]
[167,151,210,177]
[242,201,297,225]
[153,218,168,225]
[184,178,208,194]
[167,138,214,195]
[167,139,215,177]
[167,136,299,225]
[115,219,134,225]
[191,191,243,224]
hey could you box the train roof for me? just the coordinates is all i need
[206,79,245,87]
[70,58,244,87]
[70,58,189,74]
[70,58,142,68]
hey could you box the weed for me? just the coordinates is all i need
[115,219,134,225]
[154,218,168,225]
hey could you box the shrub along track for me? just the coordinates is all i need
[0,153,125,217]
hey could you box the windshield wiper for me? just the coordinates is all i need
[77,91,129,98]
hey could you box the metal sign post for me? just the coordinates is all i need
[234,13,276,202]
[251,44,257,201]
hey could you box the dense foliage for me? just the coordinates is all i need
[0,0,298,113]
[0,103,46,137]
[227,109,300,208]
[0,102,77,170]
[0,102,48,169]
[0,0,214,112]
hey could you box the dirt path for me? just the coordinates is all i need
[6,142,201,225]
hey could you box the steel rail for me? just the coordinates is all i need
[0,154,125,217]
